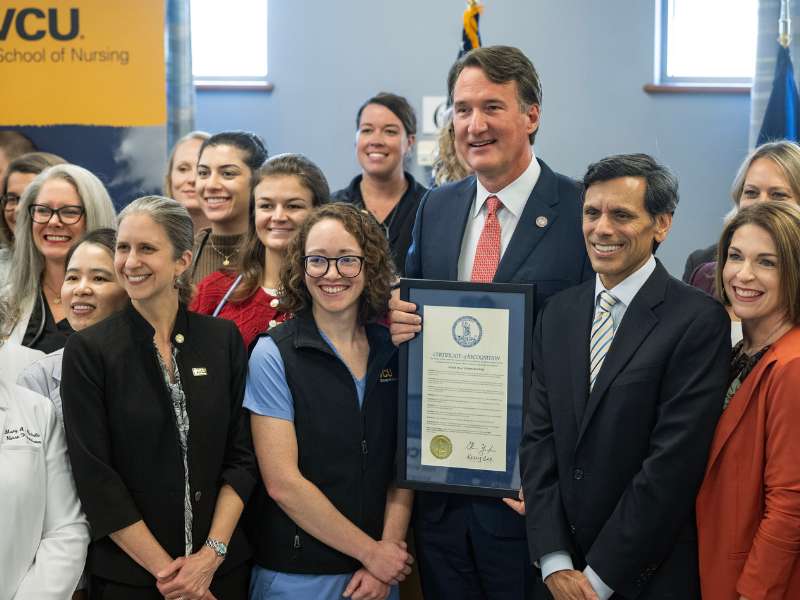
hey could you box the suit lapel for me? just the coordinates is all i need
[566,282,595,430]
[447,178,476,281]
[703,355,769,473]
[576,263,667,446]
[494,160,560,283]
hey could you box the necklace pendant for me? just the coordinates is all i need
[53,297,61,304]
[223,258,230,266]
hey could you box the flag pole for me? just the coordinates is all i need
[779,0,791,48]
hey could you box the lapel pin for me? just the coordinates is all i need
[192,367,207,376]
[535,216,548,228]
[174,333,185,344]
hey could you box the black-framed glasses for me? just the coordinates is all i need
[28,203,85,225]
[303,255,365,278]
[1,194,20,212]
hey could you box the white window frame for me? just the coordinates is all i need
[190,0,271,90]
[656,0,755,87]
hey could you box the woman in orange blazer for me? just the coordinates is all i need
[697,200,800,600]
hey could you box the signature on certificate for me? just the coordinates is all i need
[465,440,497,463]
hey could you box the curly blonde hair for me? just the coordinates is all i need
[433,108,471,186]
[279,203,395,323]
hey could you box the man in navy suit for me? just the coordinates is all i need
[520,154,729,599]
[390,45,592,600]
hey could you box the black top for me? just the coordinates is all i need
[248,312,399,574]
[332,172,428,276]
[22,288,73,352]
[61,302,256,586]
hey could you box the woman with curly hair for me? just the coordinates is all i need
[245,203,414,600]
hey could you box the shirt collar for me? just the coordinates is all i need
[473,150,541,218]
[594,255,656,308]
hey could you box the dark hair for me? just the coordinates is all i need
[279,203,395,323]
[0,151,66,245]
[447,46,542,144]
[231,153,331,302]
[64,227,117,269]
[583,153,679,218]
[0,130,36,160]
[198,131,268,182]
[356,92,417,137]
[716,201,800,325]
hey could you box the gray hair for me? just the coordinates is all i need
[0,151,67,246]
[8,164,116,308]
[0,295,13,341]
[118,196,195,305]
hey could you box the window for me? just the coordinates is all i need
[190,0,269,87]
[658,0,757,85]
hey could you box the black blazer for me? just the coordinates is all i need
[406,159,593,538]
[521,261,730,599]
[61,302,256,586]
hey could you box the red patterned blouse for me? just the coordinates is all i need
[190,271,290,350]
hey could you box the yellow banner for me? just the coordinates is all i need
[0,0,165,126]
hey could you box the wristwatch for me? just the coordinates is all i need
[205,538,228,559]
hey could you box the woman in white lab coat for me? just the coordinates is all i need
[0,364,89,599]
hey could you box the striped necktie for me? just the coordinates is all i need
[589,291,619,391]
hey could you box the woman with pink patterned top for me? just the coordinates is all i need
[191,154,330,349]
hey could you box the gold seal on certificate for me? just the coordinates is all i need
[420,305,509,473]
[430,435,453,459]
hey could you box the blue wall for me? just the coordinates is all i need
[196,0,750,276]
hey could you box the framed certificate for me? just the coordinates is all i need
[397,279,534,498]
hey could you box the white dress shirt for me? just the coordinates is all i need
[592,255,657,331]
[540,255,656,600]
[457,152,541,281]
[0,378,89,600]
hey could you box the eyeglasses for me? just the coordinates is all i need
[1,194,20,212]
[303,255,365,278]
[28,203,85,225]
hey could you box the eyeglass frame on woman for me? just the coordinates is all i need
[28,203,86,225]
[1,194,20,212]
[303,255,365,278]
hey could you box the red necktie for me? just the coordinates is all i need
[470,195,502,283]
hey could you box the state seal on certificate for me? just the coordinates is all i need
[397,279,534,497]
[452,316,482,347]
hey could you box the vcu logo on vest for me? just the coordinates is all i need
[0,8,80,41]
[379,368,397,384]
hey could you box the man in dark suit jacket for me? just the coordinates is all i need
[390,45,592,600]
[520,154,730,599]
